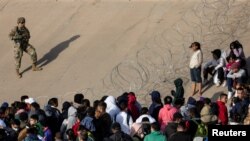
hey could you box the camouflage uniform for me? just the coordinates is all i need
[9,17,42,78]
[9,26,37,69]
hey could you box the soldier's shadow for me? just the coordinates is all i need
[21,35,80,74]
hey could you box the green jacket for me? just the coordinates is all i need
[35,122,44,137]
[144,131,166,141]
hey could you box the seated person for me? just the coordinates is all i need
[203,49,225,86]
[227,63,247,99]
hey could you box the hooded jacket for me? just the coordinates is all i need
[158,104,178,131]
[171,78,184,104]
[104,96,120,121]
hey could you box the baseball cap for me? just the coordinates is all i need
[24,98,35,104]
[231,62,240,69]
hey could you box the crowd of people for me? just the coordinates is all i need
[0,40,249,141]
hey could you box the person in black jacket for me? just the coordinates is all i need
[171,78,184,104]
[104,122,133,141]
[164,112,183,139]
[148,91,163,122]
[94,102,112,141]
[169,121,192,141]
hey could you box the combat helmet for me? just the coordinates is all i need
[17,17,25,23]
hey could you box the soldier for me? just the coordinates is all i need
[9,17,42,78]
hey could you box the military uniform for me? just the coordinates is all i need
[9,17,42,78]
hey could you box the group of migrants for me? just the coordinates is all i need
[0,78,249,141]
[3,16,250,141]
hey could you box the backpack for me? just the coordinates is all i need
[192,119,208,137]
[210,102,219,116]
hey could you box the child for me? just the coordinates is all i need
[171,78,184,104]
[189,42,203,96]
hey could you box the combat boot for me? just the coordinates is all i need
[32,64,42,71]
[16,69,22,78]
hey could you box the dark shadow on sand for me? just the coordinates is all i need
[21,35,80,74]
[201,78,214,94]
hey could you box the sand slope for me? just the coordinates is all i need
[0,0,249,105]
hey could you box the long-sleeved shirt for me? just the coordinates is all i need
[204,57,225,70]
[158,104,178,131]
[217,101,228,125]
[115,111,133,134]
[189,50,203,68]
[227,69,246,79]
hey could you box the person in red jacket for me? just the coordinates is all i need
[217,93,228,125]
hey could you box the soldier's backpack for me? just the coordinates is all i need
[192,119,208,137]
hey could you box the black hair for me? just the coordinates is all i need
[76,113,84,121]
[62,101,71,112]
[82,99,90,107]
[219,93,228,100]
[111,122,121,131]
[86,107,95,117]
[30,114,39,121]
[100,96,108,102]
[226,53,237,62]
[31,102,40,110]
[10,119,21,126]
[19,112,28,121]
[164,96,172,104]
[97,101,107,111]
[119,100,128,111]
[173,112,183,121]
[21,95,29,102]
[151,122,160,131]
[18,102,27,110]
[93,100,100,110]
[191,42,201,50]
[48,98,58,106]
[230,40,243,49]
[203,98,211,105]
[74,93,84,104]
[142,117,150,122]
[177,121,187,129]
[141,107,148,115]
[66,129,76,140]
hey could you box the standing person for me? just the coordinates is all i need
[217,93,228,125]
[9,17,42,78]
[94,102,112,141]
[189,42,203,96]
[168,121,192,141]
[144,122,166,141]
[148,91,163,122]
[158,96,178,131]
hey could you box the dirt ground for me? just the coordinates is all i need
[0,0,249,107]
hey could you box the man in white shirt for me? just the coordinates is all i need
[203,49,225,86]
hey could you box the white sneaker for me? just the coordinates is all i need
[228,91,233,99]
[215,81,221,87]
